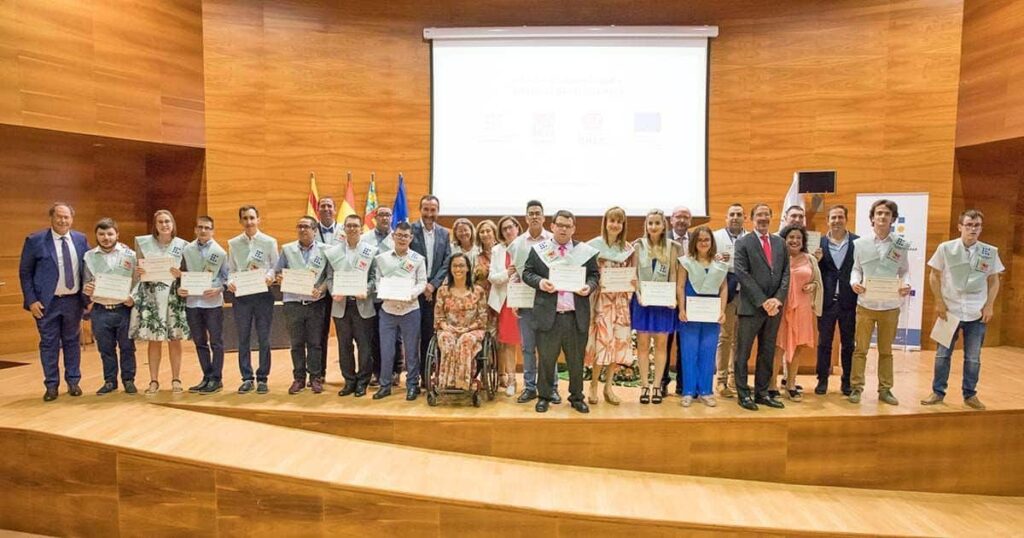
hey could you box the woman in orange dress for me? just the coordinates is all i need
[434,253,489,390]
[584,207,635,405]
[774,225,823,402]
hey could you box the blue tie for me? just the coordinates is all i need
[60,236,74,289]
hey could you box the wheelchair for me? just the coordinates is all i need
[424,330,497,407]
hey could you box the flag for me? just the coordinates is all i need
[781,173,803,229]
[363,172,379,232]
[306,171,319,217]
[339,171,358,220]
[392,173,408,230]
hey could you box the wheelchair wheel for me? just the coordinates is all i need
[424,335,439,395]
[483,334,498,401]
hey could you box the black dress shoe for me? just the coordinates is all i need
[571,400,590,414]
[738,396,758,411]
[96,382,117,395]
[814,380,828,395]
[406,387,420,401]
[551,391,562,405]
[199,381,223,394]
[338,385,356,397]
[517,389,538,403]
[755,395,785,409]
[535,399,550,413]
[43,388,58,402]
[68,384,83,397]
[354,387,367,397]
[188,379,210,393]
[841,382,852,396]
[372,387,392,400]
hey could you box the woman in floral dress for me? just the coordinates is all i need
[585,207,635,405]
[434,253,489,390]
[131,210,190,394]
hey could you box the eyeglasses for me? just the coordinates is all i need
[393,233,412,240]
[344,223,362,229]
[553,222,573,230]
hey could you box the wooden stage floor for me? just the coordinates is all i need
[1,342,1022,536]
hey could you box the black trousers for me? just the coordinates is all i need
[371,302,403,378]
[284,300,327,382]
[734,311,782,398]
[417,295,435,384]
[334,302,374,389]
[817,300,856,387]
[186,306,224,382]
[317,294,333,379]
[536,312,587,403]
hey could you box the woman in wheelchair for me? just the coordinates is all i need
[433,253,490,390]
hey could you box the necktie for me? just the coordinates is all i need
[558,244,567,256]
[60,236,74,288]
[760,234,773,269]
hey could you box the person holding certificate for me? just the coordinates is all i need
[630,209,680,405]
[712,203,747,398]
[131,210,190,395]
[226,205,279,395]
[83,218,138,395]
[275,216,330,395]
[360,206,399,387]
[522,210,600,413]
[772,226,823,402]
[450,218,480,267]
[175,216,229,394]
[373,221,428,400]
[849,199,911,405]
[921,209,1004,410]
[488,216,524,397]
[676,226,727,407]
[434,254,489,390]
[584,206,635,405]
[325,214,378,397]
[733,203,790,411]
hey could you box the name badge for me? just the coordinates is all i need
[356,258,370,271]
[655,262,669,277]
[402,260,415,273]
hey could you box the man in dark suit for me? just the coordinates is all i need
[19,202,89,401]
[814,205,858,395]
[522,210,600,414]
[410,195,451,386]
[315,196,339,384]
[733,202,790,411]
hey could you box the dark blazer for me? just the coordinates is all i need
[411,220,451,290]
[818,232,859,310]
[733,231,790,316]
[521,240,600,332]
[19,229,89,310]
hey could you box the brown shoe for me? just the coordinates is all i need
[288,380,305,394]
[964,396,986,410]
[310,378,324,394]
[920,392,944,406]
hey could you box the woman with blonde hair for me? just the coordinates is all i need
[450,217,480,266]
[474,220,498,297]
[488,216,523,396]
[631,209,680,404]
[585,207,635,405]
[132,209,190,394]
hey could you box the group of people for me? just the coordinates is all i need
[20,196,1002,413]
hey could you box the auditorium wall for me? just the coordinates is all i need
[203,0,964,347]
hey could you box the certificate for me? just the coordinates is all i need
[180,271,213,296]
[550,265,585,292]
[281,268,317,296]
[930,313,961,349]
[378,276,414,301]
[333,269,368,297]
[600,267,636,293]
[864,276,900,302]
[640,281,677,308]
[93,273,131,301]
[686,296,721,323]
[507,282,536,309]
[232,269,268,297]
[139,255,174,282]
[806,231,822,251]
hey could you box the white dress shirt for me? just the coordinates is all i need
[850,232,910,311]
[423,224,436,275]
[928,239,1004,322]
[52,229,80,295]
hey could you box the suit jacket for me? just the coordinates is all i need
[411,220,451,290]
[818,232,859,310]
[733,231,790,316]
[521,240,600,332]
[19,229,89,310]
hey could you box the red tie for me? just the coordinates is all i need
[760,234,773,268]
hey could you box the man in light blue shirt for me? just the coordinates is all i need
[175,216,229,394]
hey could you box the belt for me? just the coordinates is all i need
[54,294,77,298]
[100,304,127,310]
[295,298,323,306]
[555,311,575,316]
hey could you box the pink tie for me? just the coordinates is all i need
[761,234,773,268]
[558,244,567,255]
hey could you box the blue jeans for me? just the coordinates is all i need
[932,319,986,399]
[234,292,274,382]
[518,308,557,393]
[91,305,136,384]
[379,309,421,391]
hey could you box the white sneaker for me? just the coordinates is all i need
[700,395,717,407]
[505,379,516,397]
[680,395,693,407]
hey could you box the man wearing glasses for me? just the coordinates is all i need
[361,206,400,386]
[176,216,229,394]
[373,222,427,400]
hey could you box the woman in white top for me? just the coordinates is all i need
[450,217,480,266]
[489,216,524,397]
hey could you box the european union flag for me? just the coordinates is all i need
[392,173,409,230]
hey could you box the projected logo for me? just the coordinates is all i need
[532,113,555,142]
[579,112,605,145]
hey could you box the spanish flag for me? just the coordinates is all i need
[306,171,319,217]
[340,173,358,220]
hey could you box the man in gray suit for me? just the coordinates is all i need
[733,202,790,411]
[325,214,378,397]
[410,195,451,386]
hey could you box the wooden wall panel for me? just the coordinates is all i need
[956,0,1024,148]
[0,0,205,147]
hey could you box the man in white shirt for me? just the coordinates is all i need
[83,218,137,395]
[374,221,427,400]
[361,206,400,386]
[411,195,450,389]
[314,197,341,383]
[512,200,559,404]
[921,209,1003,410]
[712,203,747,397]
[849,199,912,405]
